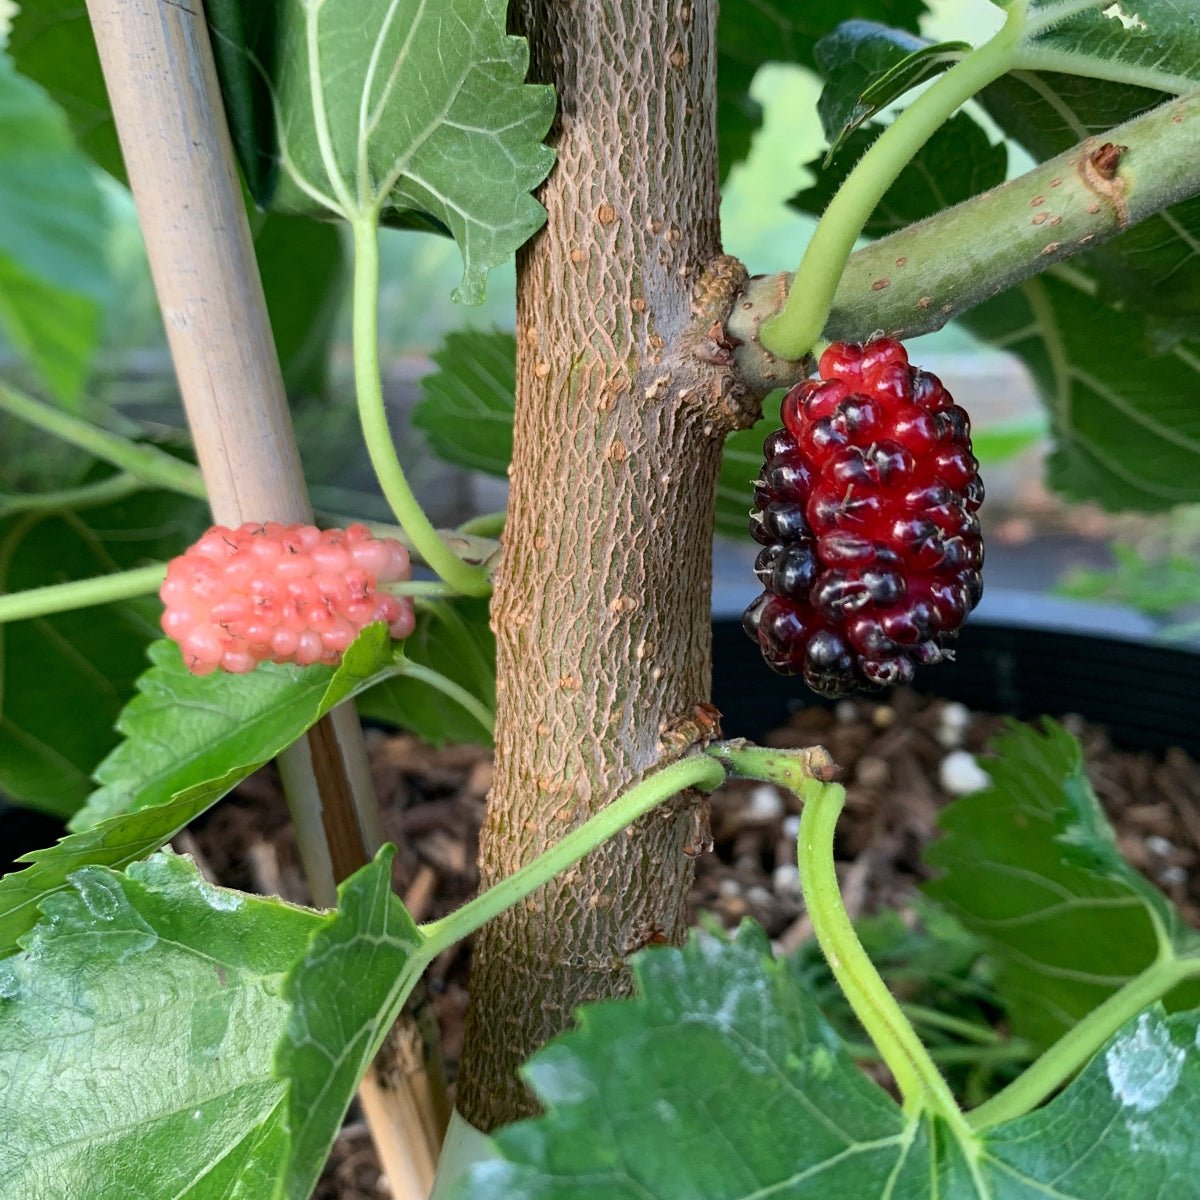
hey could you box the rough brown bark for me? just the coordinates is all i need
[456,0,750,1129]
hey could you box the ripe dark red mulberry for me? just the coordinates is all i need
[161,522,415,675]
[743,337,983,697]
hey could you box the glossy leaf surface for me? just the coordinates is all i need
[815,22,968,159]
[925,720,1200,1050]
[715,0,928,176]
[458,924,1200,1198]
[208,0,555,302]
[0,854,316,1197]
[0,628,400,955]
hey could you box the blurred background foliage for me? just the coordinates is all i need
[1,0,1196,632]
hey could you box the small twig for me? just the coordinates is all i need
[730,91,1200,390]
[403,864,439,924]
[173,829,217,882]
[246,840,285,901]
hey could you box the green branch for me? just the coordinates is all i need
[417,597,495,702]
[350,219,491,597]
[320,513,500,572]
[730,88,1200,392]
[759,5,1025,360]
[0,473,143,516]
[708,742,990,1155]
[969,954,1200,1130]
[385,579,461,599]
[395,659,496,739]
[0,385,207,501]
[0,563,165,624]
[457,511,506,538]
[420,754,726,954]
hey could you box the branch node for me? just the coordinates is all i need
[804,745,843,784]
[673,255,764,433]
[724,272,812,404]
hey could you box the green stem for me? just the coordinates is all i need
[0,562,165,624]
[0,385,207,500]
[396,660,496,738]
[0,472,143,516]
[759,3,1025,360]
[457,511,506,537]
[707,741,837,799]
[969,955,1200,1130]
[321,513,500,571]
[386,579,460,599]
[418,597,495,702]
[903,1003,1006,1047]
[420,755,726,954]
[798,779,970,1131]
[350,219,491,597]
[847,1040,1033,1068]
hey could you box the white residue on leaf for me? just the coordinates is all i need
[1102,2,1148,30]
[711,977,771,1046]
[1125,1118,1169,1156]
[72,872,122,922]
[1105,1012,1183,1112]
[191,878,244,912]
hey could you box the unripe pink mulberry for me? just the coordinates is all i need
[160,522,416,675]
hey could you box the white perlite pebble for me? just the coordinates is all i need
[718,878,742,898]
[746,886,774,907]
[773,863,802,897]
[835,700,859,725]
[1146,835,1174,858]
[940,750,990,796]
[744,785,784,823]
[782,814,801,840]
[935,701,971,748]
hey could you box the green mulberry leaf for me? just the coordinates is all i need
[208,0,556,303]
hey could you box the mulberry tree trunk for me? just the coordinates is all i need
[456,0,749,1129]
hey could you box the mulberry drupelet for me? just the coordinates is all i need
[743,337,984,697]
[160,521,416,675]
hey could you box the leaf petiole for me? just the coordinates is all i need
[350,218,492,597]
[761,2,1027,360]
[0,472,144,516]
[0,562,166,624]
[797,778,972,1134]
[394,659,496,739]
[969,952,1200,1130]
[0,385,207,501]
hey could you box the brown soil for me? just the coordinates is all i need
[188,691,1200,1198]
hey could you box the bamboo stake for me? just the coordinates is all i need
[85,1,442,1192]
